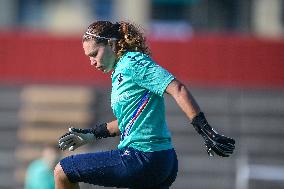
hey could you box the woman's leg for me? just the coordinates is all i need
[55,148,178,188]
[129,148,178,189]
[57,149,130,188]
[54,163,80,189]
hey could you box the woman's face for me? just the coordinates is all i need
[83,40,116,73]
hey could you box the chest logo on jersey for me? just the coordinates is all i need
[117,73,123,85]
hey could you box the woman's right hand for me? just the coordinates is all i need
[58,127,95,151]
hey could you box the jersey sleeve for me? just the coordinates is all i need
[129,52,175,96]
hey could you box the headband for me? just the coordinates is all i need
[85,32,118,40]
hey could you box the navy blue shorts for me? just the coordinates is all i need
[60,147,178,189]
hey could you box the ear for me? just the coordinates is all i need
[108,39,117,52]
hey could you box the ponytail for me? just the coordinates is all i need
[116,22,151,58]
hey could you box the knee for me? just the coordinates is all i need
[54,162,68,182]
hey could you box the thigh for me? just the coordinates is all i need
[60,148,178,188]
[127,148,178,189]
[60,149,130,188]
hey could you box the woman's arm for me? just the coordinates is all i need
[165,79,235,157]
[166,79,201,121]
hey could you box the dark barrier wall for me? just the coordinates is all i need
[1,32,284,88]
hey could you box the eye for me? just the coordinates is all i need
[89,50,98,58]
[91,52,98,57]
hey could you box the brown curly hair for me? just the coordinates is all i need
[82,21,151,59]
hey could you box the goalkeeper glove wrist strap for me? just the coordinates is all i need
[191,112,217,138]
[191,112,209,133]
[92,123,115,139]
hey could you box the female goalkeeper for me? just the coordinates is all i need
[55,21,235,189]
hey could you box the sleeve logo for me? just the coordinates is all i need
[117,73,123,85]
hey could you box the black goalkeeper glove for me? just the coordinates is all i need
[191,112,235,157]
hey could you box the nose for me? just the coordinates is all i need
[90,58,97,66]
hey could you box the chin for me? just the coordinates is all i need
[103,69,111,73]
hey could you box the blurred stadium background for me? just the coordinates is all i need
[0,0,284,189]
